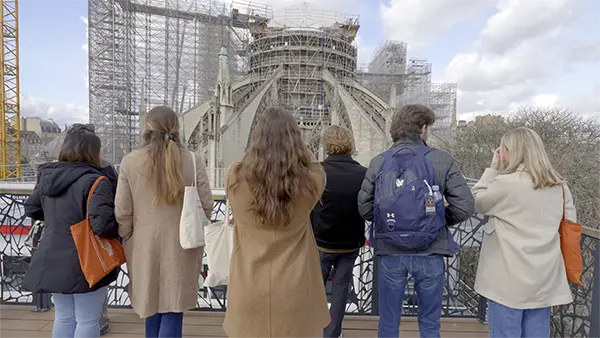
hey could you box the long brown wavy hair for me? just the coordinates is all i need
[232,107,320,227]
[143,106,184,205]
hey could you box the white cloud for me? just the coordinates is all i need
[479,0,575,54]
[446,0,599,116]
[21,95,89,128]
[531,94,560,108]
[379,0,491,49]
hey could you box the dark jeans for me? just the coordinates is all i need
[319,250,359,338]
[377,255,445,338]
[145,312,183,338]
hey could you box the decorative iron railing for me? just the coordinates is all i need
[1,184,598,337]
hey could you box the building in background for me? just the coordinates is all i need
[87,0,458,183]
[19,131,43,163]
[20,117,62,146]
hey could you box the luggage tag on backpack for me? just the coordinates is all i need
[425,194,436,216]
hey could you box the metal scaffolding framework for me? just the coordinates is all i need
[0,0,20,181]
[359,41,456,141]
[88,0,273,163]
[247,10,359,124]
[89,0,458,164]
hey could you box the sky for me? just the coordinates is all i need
[19,0,600,127]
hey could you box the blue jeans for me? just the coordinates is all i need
[52,287,108,338]
[488,300,551,338]
[145,312,183,338]
[377,255,445,338]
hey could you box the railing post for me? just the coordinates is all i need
[477,295,487,324]
[590,237,600,338]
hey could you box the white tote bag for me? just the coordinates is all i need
[179,151,209,249]
[203,201,234,287]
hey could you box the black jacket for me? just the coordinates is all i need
[310,155,367,250]
[22,162,120,294]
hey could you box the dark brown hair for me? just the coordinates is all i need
[323,125,354,155]
[143,106,184,205]
[232,107,320,227]
[390,104,436,142]
[58,129,103,167]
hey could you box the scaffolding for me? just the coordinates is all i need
[88,0,273,163]
[89,0,457,164]
[429,82,457,141]
[247,7,359,128]
[356,41,433,108]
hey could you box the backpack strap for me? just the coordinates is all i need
[411,146,437,185]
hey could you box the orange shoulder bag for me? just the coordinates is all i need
[71,176,126,288]
[559,185,584,287]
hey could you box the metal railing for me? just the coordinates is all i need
[0,184,598,337]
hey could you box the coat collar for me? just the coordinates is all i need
[324,154,358,164]
[391,138,427,149]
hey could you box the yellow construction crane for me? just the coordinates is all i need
[0,0,20,181]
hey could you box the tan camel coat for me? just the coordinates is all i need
[222,162,330,337]
[115,148,213,318]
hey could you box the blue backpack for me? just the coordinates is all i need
[371,146,445,250]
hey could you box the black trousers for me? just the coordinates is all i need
[319,250,359,338]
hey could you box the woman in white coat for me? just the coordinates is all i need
[471,127,575,338]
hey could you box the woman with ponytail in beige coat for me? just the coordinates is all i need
[115,106,213,338]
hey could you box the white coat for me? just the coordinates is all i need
[471,168,575,309]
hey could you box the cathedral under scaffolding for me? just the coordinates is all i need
[87,0,457,178]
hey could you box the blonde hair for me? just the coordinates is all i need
[500,127,563,189]
[323,125,354,155]
[143,106,184,205]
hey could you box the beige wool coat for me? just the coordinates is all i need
[115,148,213,318]
[222,162,330,337]
[472,168,575,309]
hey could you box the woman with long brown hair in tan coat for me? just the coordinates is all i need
[115,106,213,338]
[223,107,330,337]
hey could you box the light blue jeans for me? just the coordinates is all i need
[488,300,551,338]
[377,255,445,338]
[52,287,108,338]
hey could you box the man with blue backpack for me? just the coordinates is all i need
[358,104,474,338]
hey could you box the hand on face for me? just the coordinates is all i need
[491,147,502,170]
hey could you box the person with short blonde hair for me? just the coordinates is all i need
[323,125,354,155]
[472,127,575,338]
[311,124,367,338]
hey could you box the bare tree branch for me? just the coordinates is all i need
[443,107,600,229]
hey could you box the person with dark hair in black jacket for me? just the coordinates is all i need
[68,123,116,336]
[310,125,367,338]
[23,128,120,338]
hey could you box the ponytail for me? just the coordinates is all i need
[143,106,184,205]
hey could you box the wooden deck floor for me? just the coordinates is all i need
[0,305,489,338]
